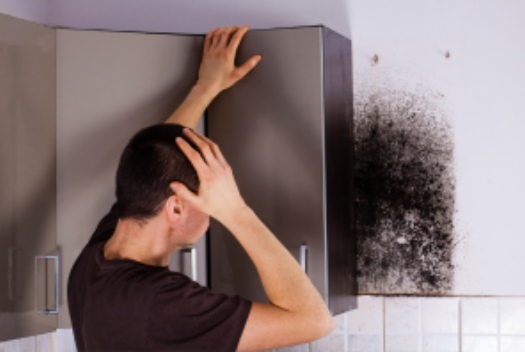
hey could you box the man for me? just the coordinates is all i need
[67,24,335,351]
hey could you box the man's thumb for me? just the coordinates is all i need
[236,55,261,80]
[170,182,198,204]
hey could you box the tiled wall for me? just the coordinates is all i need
[1,296,524,352]
[268,296,525,352]
[0,329,75,352]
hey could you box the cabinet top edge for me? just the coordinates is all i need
[54,24,327,36]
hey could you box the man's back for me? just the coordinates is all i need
[67,202,252,351]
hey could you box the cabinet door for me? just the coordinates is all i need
[207,26,327,303]
[56,29,207,328]
[0,13,58,341]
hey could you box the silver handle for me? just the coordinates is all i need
[34,255,59,314]
[181,247,197,281]
[300,244,308,274]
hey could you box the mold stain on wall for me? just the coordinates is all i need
[353,80,458,294]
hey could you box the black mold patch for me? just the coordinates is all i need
[354,85,456,294]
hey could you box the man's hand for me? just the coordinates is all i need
[170,128,247,224]
[164,25,260,128]
[196,25,261,95]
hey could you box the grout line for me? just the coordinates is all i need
[458,298,462,352]
[497,297,500,352]
[382,296,386,352]
[344,311,348,352]
[419,296,422,352]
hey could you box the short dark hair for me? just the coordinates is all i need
[115,123,201,223]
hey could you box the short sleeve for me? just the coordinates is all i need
[87,201,119,245]
[147,273,252,352]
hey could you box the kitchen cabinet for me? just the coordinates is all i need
[0,13,356,341]
[0,13,58,341]
[207,25,357,315]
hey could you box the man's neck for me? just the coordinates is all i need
[103,218,173,267]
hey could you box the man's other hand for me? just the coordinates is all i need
[196,25,261,95]
[170,128,248,225]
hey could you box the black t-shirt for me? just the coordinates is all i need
[67,201,252,351]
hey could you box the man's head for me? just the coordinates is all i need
[115,123,209,246]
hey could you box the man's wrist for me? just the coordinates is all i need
[164,83,220,127]
[192,82,220,100]
[218,203,253,230]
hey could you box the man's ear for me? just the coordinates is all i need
[165,193,183,224]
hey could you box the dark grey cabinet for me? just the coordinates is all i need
[207,25,357,315]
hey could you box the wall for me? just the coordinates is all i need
[25,0,525,296]
[0,0,52,25]
[348,0,525,297]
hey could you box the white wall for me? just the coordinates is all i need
[346,0,525,296]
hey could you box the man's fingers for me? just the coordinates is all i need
[181,128,221,168]
[175,136,209,177]
[217,26,237,50]
[210,27,223,51]
[170,182,199,207]
[188,129,230,169]
[227,25,249,57]
[204,28,219,54]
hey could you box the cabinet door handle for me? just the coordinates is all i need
[181,247,197,281]
[34,255,59,314]
[300,244,308,274]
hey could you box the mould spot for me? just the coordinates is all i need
[354,84,456,294]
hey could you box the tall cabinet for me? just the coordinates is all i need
[0,13,356,342]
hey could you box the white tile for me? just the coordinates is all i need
[333,312,346,332]
[53,329,77,352]
[461,298,498,334]
[36,333,52,352]
[501,336,525,352]
[421,297,458,334]
[347,296,383,333]
[385,334,419,352]
[310,332,345,352]
[500,297,525,334]
[348,334,382,352]
[422,335,458,352]
[462,336,497,352]
[274,343,309,352]
[17,336,36,352]
[0,339,19,352]
[385,297,419,334]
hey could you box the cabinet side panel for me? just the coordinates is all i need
[322,26,357,314]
